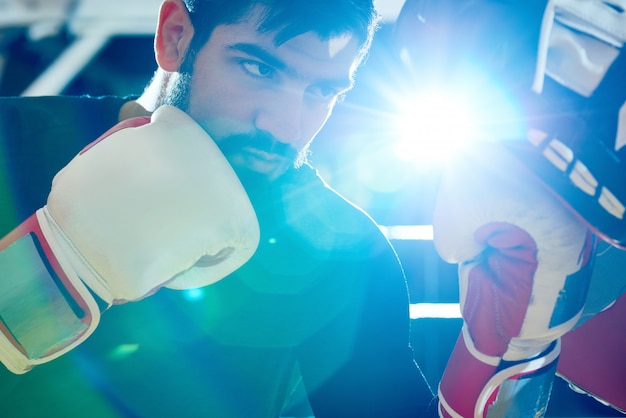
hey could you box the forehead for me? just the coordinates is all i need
[207,8,362,79]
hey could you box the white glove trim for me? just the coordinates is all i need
[40,205,114,304]
[476,339,561,418]
[437,386,465,418]
[462,325,501,367]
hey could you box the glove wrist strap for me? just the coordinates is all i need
[0,212,101,374]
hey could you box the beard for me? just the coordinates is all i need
[159,58,311,186]
[160,47,195,111]
[217,131,308,174]
[161,71,193,112]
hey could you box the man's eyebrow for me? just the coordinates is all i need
[227,42,354,90]
[227,42,290,73]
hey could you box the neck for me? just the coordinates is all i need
[118,68,175,121]
[139,68,171,110]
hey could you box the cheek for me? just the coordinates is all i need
[187,73,254,128]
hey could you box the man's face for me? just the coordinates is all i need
[172,9,361,181]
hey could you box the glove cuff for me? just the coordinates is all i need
[0,210,101,374]
[439,326,561,418]
[40,206,114,304]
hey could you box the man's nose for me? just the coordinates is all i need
[254,88,303,145]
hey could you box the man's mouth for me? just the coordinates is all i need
[240,147,285,173]
[214,132,298,179]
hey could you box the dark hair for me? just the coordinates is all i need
[182,0,380,66]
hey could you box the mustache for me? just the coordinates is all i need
[216,131,299,162]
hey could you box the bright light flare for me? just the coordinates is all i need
[393,91,481,164]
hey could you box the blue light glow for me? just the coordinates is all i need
[183,287,205,301]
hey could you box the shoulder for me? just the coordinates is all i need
[282,165,389,252]
[0,95,131,223]
[0,94,128,111]
[0,95,129,132]
[0,94,132,157]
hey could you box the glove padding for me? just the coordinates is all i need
[46,105,260,301]
[0,105,259,373]
[434,144,593,360]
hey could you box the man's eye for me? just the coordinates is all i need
[241,61,273,78]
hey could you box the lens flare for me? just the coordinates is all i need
[393,91,480,164]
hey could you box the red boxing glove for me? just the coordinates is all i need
[434,144,595,417]
[462,222,537,357]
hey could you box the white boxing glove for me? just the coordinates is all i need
[0,105,259,374]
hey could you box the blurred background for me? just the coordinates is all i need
[0,0,622,416]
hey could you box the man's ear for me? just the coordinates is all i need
[154,0,194,72]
